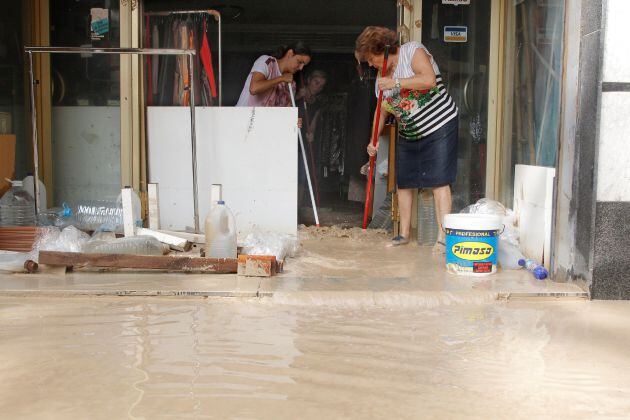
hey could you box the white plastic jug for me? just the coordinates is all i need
[204,200,237,259]
[22,175,46,211]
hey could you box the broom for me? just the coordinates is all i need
[362,45,390,230]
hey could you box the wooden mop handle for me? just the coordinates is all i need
[362,45,390,230]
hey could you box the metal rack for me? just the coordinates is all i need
[25,46,204,232]
[144,9,222,105]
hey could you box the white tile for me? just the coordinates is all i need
[597,92,630,201]
[603,0,630,82]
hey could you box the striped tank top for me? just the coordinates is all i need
[377,41,458,140]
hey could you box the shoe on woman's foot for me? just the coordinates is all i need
[389,235,410,247]
[432,240,446,254]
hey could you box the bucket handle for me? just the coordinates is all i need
[441,224,506,235]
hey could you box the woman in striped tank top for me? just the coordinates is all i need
[355,26,459,252]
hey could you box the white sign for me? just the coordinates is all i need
[442,0,471,5]
[444,26,468,43]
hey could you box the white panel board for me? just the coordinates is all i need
[147,107,298,237]
[147,107,194,231]
[51,106,121,205]
[513,164,555,269]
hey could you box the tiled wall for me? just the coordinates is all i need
[591,0,630,299]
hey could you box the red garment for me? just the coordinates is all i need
[200,20,217,98]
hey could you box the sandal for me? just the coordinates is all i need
[390,235,410,246]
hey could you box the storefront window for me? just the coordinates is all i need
[0,3,26,180]
[500,0,565,204]
[49,0,123,205]
[51,0,120,106]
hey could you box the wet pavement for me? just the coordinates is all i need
[1,297,629,419]
[0,233,586,299]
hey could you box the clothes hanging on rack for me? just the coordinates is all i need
[144,14,218,106]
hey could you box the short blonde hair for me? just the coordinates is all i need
[355,26,399,62]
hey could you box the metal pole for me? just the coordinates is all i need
[287,83,320,227]
[24,46,194,55]
[188,52,200,233]
[217,13,222,106]
[27,51,40,218]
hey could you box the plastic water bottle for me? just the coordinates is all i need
[518,258,549,280]
[83,235,165,256]
[498,239,525,270]
[38,202,74,228]
[74,200,123,232]
[205,200,237,259]
[22,174,47,211]
[418,190,437,245]
[116,186,143,227]
[0,180,36,226]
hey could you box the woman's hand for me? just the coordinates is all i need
[377,77,396,91]
[279,72,294,84]
[367,141,378,157]
[297,118,303,129]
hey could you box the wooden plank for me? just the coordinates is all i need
[147,183,160,230]
[0,226,41,252]
[121,187,135,237]
[136,227,191,251]
[158,230,205,244]
[39,251,238,273]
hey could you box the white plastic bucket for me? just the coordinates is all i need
[444,213,502,276]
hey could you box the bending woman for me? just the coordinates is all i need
[355,26,459,251]
[236,42,312,107]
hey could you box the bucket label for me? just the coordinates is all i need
[446,228,499,275]
[451,241,494,261]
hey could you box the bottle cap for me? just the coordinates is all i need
[518,258,526,267]
[217,200,225,205]
[61,202,73,217]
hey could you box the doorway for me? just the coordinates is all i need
[419,0,492,212]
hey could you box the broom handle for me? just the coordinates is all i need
[362,46,390,230]
[299,73,321,207]
[288,82,320,227]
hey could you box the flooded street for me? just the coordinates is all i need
[1,296,630,419]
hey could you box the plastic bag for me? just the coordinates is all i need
[30,226,90,262]
[460,198,519,246]
[0,251,30,273]
[240,232,300,261]
[460,198,507,216]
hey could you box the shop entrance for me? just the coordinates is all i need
[418,0,492,212]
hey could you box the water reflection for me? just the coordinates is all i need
[1,298,629,419]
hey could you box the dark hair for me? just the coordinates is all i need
[273,41,312,59]
[355,26,399,61]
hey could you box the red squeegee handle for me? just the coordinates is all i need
[362,45,390,230]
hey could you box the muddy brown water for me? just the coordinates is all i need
[1,297,630,419]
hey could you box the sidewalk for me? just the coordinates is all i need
[0,230,587,300]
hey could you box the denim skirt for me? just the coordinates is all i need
[396,117,459,189]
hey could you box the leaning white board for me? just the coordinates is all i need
[513,164,555,269]
[147,107,298,237]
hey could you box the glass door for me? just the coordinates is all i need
[420,0,492,211]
